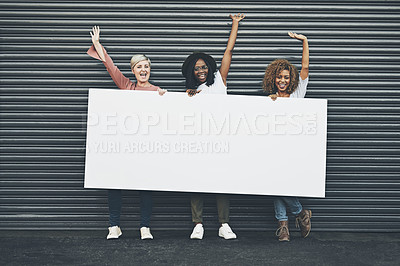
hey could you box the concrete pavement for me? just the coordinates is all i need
[1,230,399,265]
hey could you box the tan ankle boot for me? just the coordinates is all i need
[275,220,290,241]
[296,209,312,238]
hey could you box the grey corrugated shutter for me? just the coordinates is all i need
[0,1,399,232]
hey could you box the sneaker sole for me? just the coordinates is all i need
[107,235,121,240]
[190,234,204,240]
[107,232,122,240]
[218,233,237,240]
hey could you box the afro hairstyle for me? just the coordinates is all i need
[181,52,217,90]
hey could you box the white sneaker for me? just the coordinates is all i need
[218,223,237,240]
[140,227,153,240]
[190,223,204,239]
[107,225,122,240]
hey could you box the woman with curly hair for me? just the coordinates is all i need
[263,32,312,242]
[263,59,300,97]
[181,13,245,240]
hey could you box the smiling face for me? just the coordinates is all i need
[132,60,151,83]
[275,69,290,93]
[194,58,209,84]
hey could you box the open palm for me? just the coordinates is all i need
[288,31,307,41]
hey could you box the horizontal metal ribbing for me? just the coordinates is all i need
[0,0,399,231]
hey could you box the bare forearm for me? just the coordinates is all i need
[219,13,245,84]
[220,20,240,83]
[288,32,309,79]
[92,40,106,62]
[300,38,309,79]
[226,21,240,53]
[302,38,309,69]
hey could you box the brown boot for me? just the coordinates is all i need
[296,209,312,238]
[275,220,290,241]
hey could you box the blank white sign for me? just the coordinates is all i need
[84,89,327,198]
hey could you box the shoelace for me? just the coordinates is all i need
[295,213,310,229]
[275,225,289,236]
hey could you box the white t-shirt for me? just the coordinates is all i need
[290,76,309,98]
[196,71,227,95]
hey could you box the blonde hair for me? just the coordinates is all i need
[130,54,151,69]
[262,59,299,95]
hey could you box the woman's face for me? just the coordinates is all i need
[194,58,209,84]
[275,69,290,92]
[132,60,151,83]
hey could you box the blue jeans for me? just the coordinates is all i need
[274,196,303,221]
[108,189,152,228]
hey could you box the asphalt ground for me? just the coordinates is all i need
[1,230,399,266]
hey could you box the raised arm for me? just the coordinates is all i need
[219,13,245,85]
[288,32,309,80]
[90,26,106,62]
[88,26,134,90]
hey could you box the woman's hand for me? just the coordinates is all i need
[158,88,167,96]
[186,89,201,97]
[230,13,246,23]
[269,94,278,101]
[90,26,101,44]
[89,25,106,62]
[288,31,307,41]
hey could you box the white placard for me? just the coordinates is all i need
[84,89,327,198]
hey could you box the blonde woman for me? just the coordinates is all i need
[87,26,166,240]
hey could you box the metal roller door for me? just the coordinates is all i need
[0,0,399,231]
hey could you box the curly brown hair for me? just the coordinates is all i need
[262,59,299,95]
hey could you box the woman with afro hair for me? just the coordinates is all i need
[182,13,245,96]
[181,13,245,240]
[263,32,312,242]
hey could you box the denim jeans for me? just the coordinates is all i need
[108,189,152,228]
[274,196,303,221]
